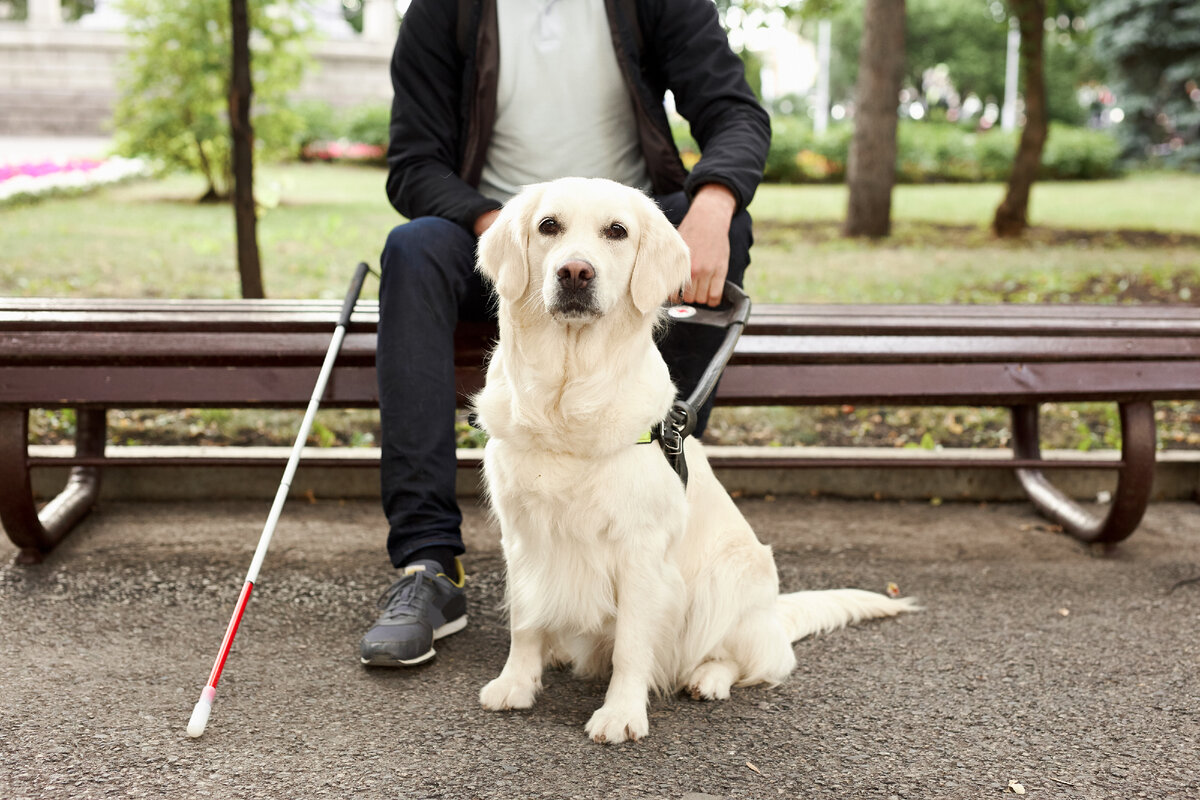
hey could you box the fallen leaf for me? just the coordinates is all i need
[1008,780,1025,795]
[746,762,761,775]
[1019,522,1065,533]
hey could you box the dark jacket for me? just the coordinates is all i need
[385,0,771,234]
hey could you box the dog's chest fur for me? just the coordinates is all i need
[477,324,688,638]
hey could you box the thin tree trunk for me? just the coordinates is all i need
[992,0,1048,238]
[230,0,264,298]
[844,0,906,239]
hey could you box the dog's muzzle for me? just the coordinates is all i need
[551,259,599,317]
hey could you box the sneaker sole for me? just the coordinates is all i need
[359,615,468,668]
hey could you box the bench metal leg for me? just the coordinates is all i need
[0,408,105,564]
[1010,402,1156,545]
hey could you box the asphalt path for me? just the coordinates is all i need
[2,497,1198,799]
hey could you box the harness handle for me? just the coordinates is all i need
[666,281,752,439]
[653,282,751,487]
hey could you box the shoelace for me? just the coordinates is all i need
[376,571,432,619]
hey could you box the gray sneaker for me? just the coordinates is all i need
[359,559,467,666]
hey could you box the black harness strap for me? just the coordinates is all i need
[651,283,752,488]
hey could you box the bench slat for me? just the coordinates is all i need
[5,330,1198,365]
[6,300,1200,338]
[716,361,1200,405]
[9,297,1200,321]
[6,360,1199,407]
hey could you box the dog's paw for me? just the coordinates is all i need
[479,674,541,711]
[685,660,735,701]
[584,704,649,744]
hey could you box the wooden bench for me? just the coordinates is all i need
[4,296,1200,564]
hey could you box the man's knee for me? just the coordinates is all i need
[379,217,476,300]
[382,217,472,267]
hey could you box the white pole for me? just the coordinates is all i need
[814,19,832,134]
[1001,16,1020,132]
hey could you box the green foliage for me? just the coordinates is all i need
[293,100,342,149]
[111,0,312,200]
[760,117,852,182]
[1090,0,1200,169]
[1043,27,1105,127]
[344,105,391,149]
[907,0,1009,102]
[292,102,390,150]
[1040,124,1123,178]
[751,120,1121,183]
[817,0,1101,123]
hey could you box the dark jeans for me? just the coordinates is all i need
[376,191,752,567]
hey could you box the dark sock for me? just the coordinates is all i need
[405,546,459,577]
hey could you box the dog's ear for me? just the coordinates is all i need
[478,185,545,303]
[630,196,691,315]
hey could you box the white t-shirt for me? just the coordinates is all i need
[477,0,653,204]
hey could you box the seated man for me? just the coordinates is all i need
[360,0,770,667]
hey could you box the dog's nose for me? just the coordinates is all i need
[556,260,595,292]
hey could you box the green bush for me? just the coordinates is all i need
[760,117,851,184]
[1040,124,1124,180]
[344,105,390,150]
[292,101,390,158]
[730,119,1122,184]
[293,100,341,149]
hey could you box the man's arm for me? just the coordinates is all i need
[676,183,736,306]
[648,0,771,215]
[645,0,769,305]
[385,0,501,232]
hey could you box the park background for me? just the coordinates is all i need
[2,0,1199,465]
[3,5,1200,799]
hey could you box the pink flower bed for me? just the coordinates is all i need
[0,159,105,183]
[0,156,148,204]
[301,140,385,162]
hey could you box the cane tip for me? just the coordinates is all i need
[187,686,216,738]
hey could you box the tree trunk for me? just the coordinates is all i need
[230,0,264,298]
[844,0,906,239]
[992,0,1048,239]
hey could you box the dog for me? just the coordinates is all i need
[472,177,916,744]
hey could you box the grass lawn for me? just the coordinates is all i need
[6,164,1199,452]
[1,164,394,300]
[3,164,1199,304]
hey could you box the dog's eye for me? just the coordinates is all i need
[538,217,561,236]
[603,222,627,241]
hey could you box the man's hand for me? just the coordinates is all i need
[676,183,737,307]
[474,209,500,237]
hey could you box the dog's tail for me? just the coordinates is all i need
[776,589,918,642]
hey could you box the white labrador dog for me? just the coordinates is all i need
[473,177,916,744]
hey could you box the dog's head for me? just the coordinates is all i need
[478,178,691,321]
